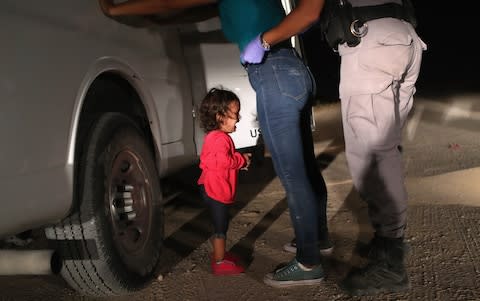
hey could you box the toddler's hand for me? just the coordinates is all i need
[241,153,252,170]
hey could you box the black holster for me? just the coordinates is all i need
[320,0,417,50]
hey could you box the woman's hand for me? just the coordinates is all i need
[240,34,267,64]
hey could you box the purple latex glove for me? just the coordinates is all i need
[240,34,267,64]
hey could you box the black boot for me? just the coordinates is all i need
[357,235,410,258]
[340,236,409,296]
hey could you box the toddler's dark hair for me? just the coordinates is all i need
[199,87,240,132]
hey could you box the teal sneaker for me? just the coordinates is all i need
[263,258,324,288]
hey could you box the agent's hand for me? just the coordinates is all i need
[98,0,114,16]
[241,153,252,171]
[240,34,268,64]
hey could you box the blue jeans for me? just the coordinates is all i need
[245,48,327,266]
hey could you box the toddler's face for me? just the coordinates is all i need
[219,100,240,133]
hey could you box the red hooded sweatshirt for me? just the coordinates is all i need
[198,130,246,204]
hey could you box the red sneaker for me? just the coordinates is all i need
[211,259,245,276]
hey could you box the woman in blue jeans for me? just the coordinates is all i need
[99,0,329,288]
[221,1,332,288]
[244,47,330,287]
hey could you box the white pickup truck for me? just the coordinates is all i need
[0,0,313,296]
[0,2,271,297]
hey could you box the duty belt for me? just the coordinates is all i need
[320,0,417,50]
[352,3,417,28]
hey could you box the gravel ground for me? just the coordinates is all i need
[1,96,480,301]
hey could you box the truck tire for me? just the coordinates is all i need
[45,112,163,297]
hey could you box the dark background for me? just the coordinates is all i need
[300,2,479,102]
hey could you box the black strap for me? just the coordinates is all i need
[352,3,416,27]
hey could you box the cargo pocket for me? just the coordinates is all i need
[358,32,413,81]
[345,94,377,142]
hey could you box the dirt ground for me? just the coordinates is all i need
[1,97,480,301]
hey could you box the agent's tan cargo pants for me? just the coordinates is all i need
[338,17,427,238]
